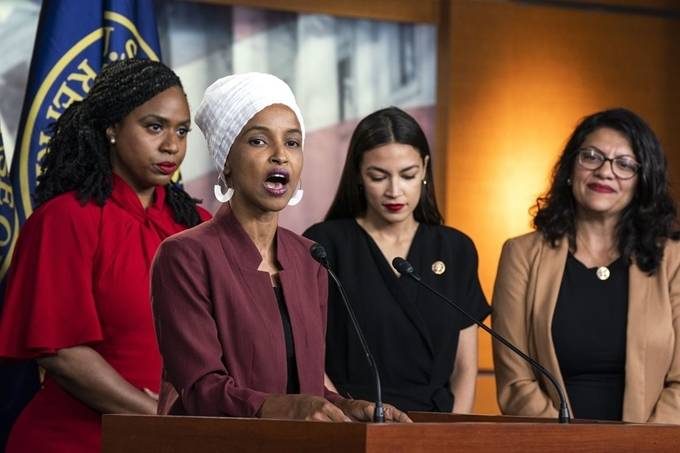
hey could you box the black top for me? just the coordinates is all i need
[304,219,490,412]
[273,286,300,394]
[551,253,629,421]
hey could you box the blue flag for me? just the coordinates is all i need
[2,2,161,449]
[11,0,162,224]
[0,130,38,452]
[0,133,17,284]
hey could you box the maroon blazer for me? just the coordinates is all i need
[151,205,336,417]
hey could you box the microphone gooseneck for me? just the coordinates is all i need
[391,257,571,424]
[310,243,385,423]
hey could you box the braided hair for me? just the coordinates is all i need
[35,59,202,227]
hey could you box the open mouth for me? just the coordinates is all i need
[264,170,290,196]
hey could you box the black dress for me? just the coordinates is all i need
[551,253,629,421]
[304,219,490,412]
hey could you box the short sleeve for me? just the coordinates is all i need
[303,223,332,258]
[0,195,101,358]
[455,233,491,328]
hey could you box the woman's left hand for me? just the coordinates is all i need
[335,399,412,423]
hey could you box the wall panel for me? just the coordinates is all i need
[443,0,680,413]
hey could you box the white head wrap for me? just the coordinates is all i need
[195,72,305,173]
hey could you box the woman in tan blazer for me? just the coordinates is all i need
[492,108,680,423]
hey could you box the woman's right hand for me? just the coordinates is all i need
[258,394,351,422]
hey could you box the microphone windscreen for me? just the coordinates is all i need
[392,257,414,275]
[309,243,328,264]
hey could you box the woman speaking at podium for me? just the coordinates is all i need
[305,107,490,413]
[151,73,408,423]
[492,108,680,423]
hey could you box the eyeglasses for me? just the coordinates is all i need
[576,147,640,180]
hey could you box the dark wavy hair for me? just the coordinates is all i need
[35,59,202,227]
[532,108,679,274]
[325,106,443,224]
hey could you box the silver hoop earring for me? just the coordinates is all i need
[288,181,304,206]
[214,175,234,203]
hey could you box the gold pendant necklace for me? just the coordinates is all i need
[577,236,615,282]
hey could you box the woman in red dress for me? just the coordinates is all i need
[0,59,210,453]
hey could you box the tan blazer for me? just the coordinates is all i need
[492,231,680,423]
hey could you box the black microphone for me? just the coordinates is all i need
[310,243,385,423]
[392,257,571,424]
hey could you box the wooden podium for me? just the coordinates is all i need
[102,412,680,452]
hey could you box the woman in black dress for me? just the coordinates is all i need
[305,107,490,413]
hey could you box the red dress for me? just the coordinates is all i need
[0,176,210,453]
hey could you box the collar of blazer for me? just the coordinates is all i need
[532,236,570,413]
[211,203,295,272]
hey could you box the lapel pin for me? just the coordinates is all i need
[431,260,446,275]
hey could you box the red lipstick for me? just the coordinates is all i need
[384,203,405,212]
